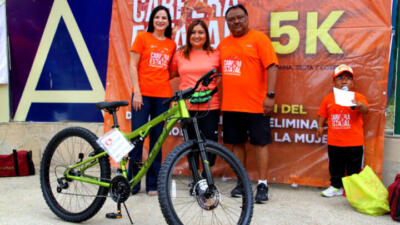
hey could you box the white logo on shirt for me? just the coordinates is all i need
[331,113,351,129]
[223,59,242,76]
[149,52,169,68]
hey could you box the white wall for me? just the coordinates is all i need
[0,0,10,121]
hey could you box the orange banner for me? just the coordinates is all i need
[105,0,392,187]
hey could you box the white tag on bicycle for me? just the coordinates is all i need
[97,129,134,163]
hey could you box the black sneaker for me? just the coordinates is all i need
[230,184,243,198]
[255,183,269,204]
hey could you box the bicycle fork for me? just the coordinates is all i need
[182,118,215,194]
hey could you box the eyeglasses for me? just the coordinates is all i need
[335,75,353,81]
[227,15,247,23]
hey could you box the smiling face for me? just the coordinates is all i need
[189,24,207,49]
[333,72,354,91]
[226,8,249,37]
[153,9,169,32]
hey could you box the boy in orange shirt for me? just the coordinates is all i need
[317,64,369,197]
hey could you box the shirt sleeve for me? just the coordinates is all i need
[257,32,279,69]
[317,95,329,118]
[355,92,369,107]
[131,32,145,54]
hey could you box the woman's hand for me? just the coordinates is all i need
[133,92,143,111]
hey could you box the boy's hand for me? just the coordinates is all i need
[351,100,368,114]
[316,127,324,138]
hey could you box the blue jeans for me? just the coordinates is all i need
[127,95,169,193]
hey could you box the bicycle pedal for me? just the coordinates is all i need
[106,212,122,219]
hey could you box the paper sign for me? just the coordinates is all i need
[333,87,356,107]
[97,129,133,163]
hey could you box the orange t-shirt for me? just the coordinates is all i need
[171,49,220,110]
[131,32,176,98]
[318,92,369,146]
[217,29,279,113]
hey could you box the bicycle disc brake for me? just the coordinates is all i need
[194,179,220,210]
[110,175,130,203]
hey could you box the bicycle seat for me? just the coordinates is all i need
[95,101,129,112]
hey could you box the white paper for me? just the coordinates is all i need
[333,87,356,107]
[97,129,134,163]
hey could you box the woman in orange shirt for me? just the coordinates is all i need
[170,20,220,166]
[128,6,176,196]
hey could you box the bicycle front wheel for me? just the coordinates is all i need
[40,127,111,222]
[158,140,253,225]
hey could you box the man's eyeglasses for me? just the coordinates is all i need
[227,15,246,23]
[335,75,353,81]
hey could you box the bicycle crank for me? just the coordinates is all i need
[109,175,130,203]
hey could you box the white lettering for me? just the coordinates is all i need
[162,0,174,19]
[223,0,238,17]
[208,0,222,17]
[310,120,318,129]
[192,0,205,18]
[286,119,296,128]
[174,25,186,47]
[300,119,309,129]
[176,0,185,20]
[224,21,230,37]
[208,20,220,48]
[133,0,145,23]
[146,0,158,22]
[294,133,304,143]
[131,25,145,46]
[274,132,291,143]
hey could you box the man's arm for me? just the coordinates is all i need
[263,64,278,114]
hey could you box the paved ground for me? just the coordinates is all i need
[0,174,396,225]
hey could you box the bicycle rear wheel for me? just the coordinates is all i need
[40,127,111,222]
[158,140,253,225]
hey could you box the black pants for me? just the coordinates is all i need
[328,145,364,188]
[186,110,220,167]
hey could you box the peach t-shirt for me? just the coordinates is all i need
[218,29,279,113]
[171,49,220,110]
[318,92,369,146]
[131,32,176,98]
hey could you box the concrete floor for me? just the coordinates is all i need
[0,174,396,225]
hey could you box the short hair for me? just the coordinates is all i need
[147,5,173,38]
[225,4,248,19]
[182,20,214,59]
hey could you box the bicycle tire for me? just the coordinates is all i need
[158,140,253,225]
[40,127,111,222]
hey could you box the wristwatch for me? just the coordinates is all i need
[267,92,275,99]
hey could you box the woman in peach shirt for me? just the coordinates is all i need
[170,20,220,166]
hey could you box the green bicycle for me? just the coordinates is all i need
[40,69,254,225]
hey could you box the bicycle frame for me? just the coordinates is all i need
[64,99,190,189]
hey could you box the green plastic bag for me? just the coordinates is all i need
[342,165,390,216]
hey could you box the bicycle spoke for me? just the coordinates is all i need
[41,127,111,222]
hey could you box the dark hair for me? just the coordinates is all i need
[182,20,214,59]
[225,4,248,19]
[147,5,173,38]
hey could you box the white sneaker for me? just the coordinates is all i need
[321,186,343,197]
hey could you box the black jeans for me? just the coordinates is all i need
[127,95,169,193]
[328,145,364,188]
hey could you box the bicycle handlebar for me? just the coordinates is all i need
[163,69,220,105]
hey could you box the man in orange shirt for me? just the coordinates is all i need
[218,4,279,204]
[317,64,369,197]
